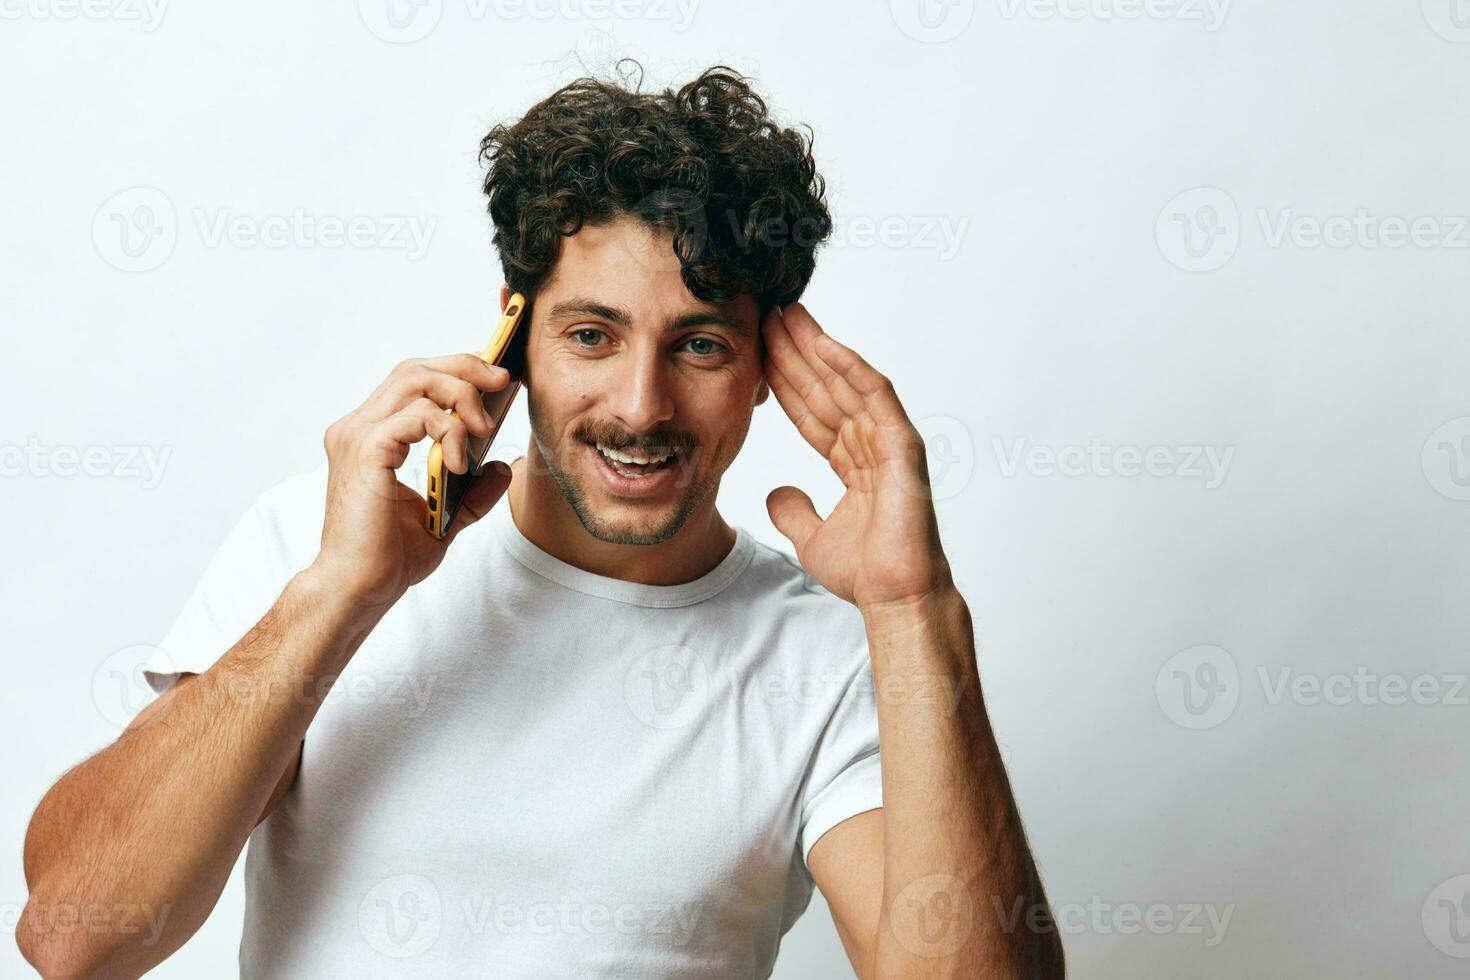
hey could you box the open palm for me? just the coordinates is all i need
[761,303,953,611]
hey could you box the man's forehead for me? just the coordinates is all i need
[540,294,757,338]
[535,217,759,333]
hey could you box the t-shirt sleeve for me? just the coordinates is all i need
[798,646,884,868]
[142,480,313,696]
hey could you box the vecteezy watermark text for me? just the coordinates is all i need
[1,439,171,488]
[994,0,1229,30]
[357,875,703,959]
[357,0,700,43]
[992,437,1235,489]
[193,209,435,260]
[3,901,171,947]
[0,0,167,29]
[994,895,1234,946]
[1156,644,1470,731]
[93,187,437,272]
[1158,187,1470,272]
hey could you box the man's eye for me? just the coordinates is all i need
[681,337,728,357]
[572,329,606,347]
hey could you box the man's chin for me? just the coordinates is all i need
[551,463,687,546]
[568,469,711,546]
[570,497,686,546]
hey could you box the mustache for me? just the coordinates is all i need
[578,427,697,456]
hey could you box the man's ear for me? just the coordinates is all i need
[499,283,512,312]
[755,377,770,406]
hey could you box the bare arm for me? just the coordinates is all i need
[810,592,1065,979]
[760,302,1062,978]
[16,348,517,978]
[16,571,386,977]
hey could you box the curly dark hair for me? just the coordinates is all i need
[479,61,832,312]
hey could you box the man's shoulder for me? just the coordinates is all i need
[255,463,329,512]
[244,463,330,572]
[737,532,868,645]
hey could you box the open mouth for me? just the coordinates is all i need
[587,440,683,480]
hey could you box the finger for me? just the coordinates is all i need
[809,329,913,429]
[777,303,866,419]
[400,397,475,474]
[367,401,466,473]
[363,356,509,435]
[765,356,837,456]
[408,369,496,440]
[766,485,823,553]
[362,411,431,472]
[761,306,846,430]
[443,459,514,545]
[417,352,511,394]
[783,299,912,429]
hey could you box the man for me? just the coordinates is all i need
[18,66,1063,978]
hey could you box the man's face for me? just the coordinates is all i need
[514,214,769,545]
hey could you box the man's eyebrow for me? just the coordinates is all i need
[544,298,752,337]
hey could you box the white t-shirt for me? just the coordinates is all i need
[143,464,883,978]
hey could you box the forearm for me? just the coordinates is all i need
[17,565,389,978]
[862,588,1063,980]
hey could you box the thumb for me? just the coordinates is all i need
[766,485,822,552]
[444,459,514,544]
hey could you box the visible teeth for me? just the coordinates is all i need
[596,442,674,465]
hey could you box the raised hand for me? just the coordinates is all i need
[316,354,515,607]
[761,302,954,612]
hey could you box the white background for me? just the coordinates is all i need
[4,0,1470,976]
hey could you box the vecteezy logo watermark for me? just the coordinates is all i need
[995,896,1234,946]
[1256,209,1470,251]
[0,438,173,488]
[735,665,968,713]
[891,874,974,958]
[192,209,435,260]
[994,0,1230,31]
[1157,648,1469,730]
[1422,0,1470,43]
[354,882,704,949]
[358,0,699,43]
[92,186,437,271]
[825,214,971,261]
[93,187,178,273]
[1422,416,1470,502]
[92,644,175,730]
[1424,874,1470,957]
[915,415,976,501]
[2,901,172,947]
[624,198,969,265]
[208,670,440,716]
[1159,187,1470,271]
[358,0,443,42]
[360,874,443,958]
[1155,644,1239,730]
[1156,187,1240,272]
[459,896,701,944]
[624,643,710,730]
[992,437,1235,489]
[890,0,976,43]
[1258,666,1470,708]
[0,0,168,30]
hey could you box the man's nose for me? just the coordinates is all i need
[603,345,675,435]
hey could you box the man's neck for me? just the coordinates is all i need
[503,453,738,587]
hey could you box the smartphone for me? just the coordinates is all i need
[424,293,529,539]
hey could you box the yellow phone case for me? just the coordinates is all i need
[424,293,527,538]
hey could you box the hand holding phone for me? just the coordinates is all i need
[314,350,513,609]
[424,293,529,539]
